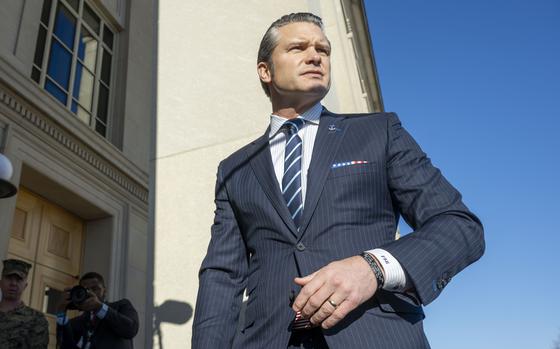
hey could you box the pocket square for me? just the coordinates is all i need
[331,160,369,169]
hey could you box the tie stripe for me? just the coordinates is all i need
[286,134,299,146]
[291,204,303,219]
[282,169,301,194]
[286,187,302,207]
[284,143,302,161]
[282,118,305,231]
[284,156,302,175]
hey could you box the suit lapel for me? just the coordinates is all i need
[299,109,347,236]
[248,130,299,239]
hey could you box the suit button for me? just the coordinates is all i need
[296,242,306,251]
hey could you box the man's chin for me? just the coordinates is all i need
[271,84,329,103]
[301,85,329,98]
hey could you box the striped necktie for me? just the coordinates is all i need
[283,119,315,330]
[282,118,305,230]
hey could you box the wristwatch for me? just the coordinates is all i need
[360,252,385,290]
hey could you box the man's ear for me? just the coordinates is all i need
[257,62,272,84]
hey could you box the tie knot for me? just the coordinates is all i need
[282,118,305,136]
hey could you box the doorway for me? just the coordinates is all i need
[8,188,85,348]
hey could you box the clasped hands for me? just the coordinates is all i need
[292,255,378,329]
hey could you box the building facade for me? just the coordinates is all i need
[0,0,154,348]
[1,0,381,348]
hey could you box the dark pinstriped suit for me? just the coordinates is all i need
[192,109,485,348]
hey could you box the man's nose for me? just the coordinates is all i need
[305,48,321,65]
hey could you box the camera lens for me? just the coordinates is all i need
[70,285,89,305]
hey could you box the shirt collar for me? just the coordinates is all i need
[269,102,322,137]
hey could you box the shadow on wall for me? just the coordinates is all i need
[153,300,193,349]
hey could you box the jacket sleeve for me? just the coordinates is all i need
[56,317,80,349]
[192,161,249,348]
[103,299,139,339]
[380,113,485,305]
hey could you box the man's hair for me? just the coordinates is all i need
[257,13,325,97]
[80,271,105,287]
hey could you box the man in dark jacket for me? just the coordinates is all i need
[56,272,138,349]
[192,12,484,349]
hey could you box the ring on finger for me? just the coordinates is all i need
[328,299,338,308]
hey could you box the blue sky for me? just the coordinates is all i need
[365,1,560,348]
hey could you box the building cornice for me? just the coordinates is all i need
[0,80,149,205]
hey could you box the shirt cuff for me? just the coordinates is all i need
[366,248,408,291]
[96,303,109,319]
[56,313,69,325]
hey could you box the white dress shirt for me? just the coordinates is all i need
[268,103,408,291]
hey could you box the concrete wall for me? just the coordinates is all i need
[153,1,372,347]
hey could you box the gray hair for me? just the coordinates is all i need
[257,13,325,97]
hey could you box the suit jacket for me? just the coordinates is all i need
[58,299,139,349]
[192,110,485,349]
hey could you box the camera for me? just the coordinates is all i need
[66,285,91,310]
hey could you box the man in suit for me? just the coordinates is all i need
[192,13,484,349]
[56,272,139,349]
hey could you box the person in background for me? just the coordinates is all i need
[56,271,138,349]
[0,258,49,349]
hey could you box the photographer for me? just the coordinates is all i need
[56,272,138,349]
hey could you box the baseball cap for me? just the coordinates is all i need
[2,259,32,279]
